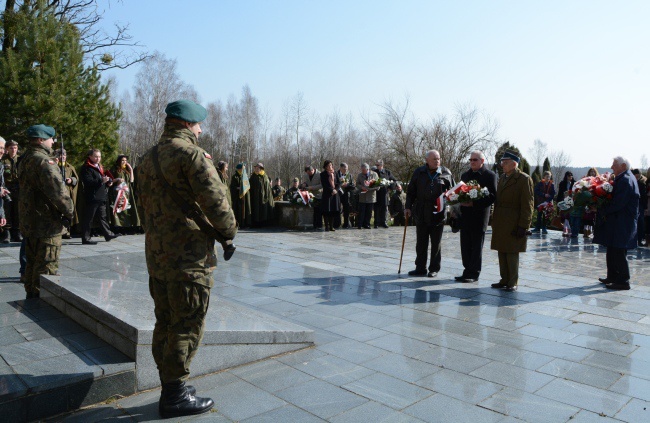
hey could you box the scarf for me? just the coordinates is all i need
[85,158,104,176]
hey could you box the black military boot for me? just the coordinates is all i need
[0,229,9,244]
[159,381,213,418]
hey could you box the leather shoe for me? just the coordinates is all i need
[159,382,214,418]
[606,282,630,290]
[598,277,610,284]
[82,240,98,245]
[504,286,518,292]
[105,234,120,242]
[381,224,389,228]
[363,225,372,229]
[408,269,427,276]
[427,271,438,278]
[491,283,505,289]
[455,276,477,283]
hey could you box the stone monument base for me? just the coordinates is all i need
[40,275,314,390]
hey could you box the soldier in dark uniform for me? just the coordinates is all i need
[455,151,497,283]
[284,177,300,200]
[389,183,407,226]
[1,139,22,242]
[249,163,274,227]
[55,149,80,238]
[18,125,74,299]
[136,100,237,418]
[271,178,286,201]
[373,159,396,228]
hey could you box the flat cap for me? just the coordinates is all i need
[165,100,207,123]
[499,151,520,163]
[27,124,56,139]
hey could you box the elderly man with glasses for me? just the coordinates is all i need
[455,151,497,283]
[490,151,534,292]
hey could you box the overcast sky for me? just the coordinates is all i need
[102,0,649,168]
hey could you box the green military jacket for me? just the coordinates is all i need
[490,167,534,253]
[2,153,20,187]
[135,124,237,287]
[17,144,74,238]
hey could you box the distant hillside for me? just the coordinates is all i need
[565,167,611,178]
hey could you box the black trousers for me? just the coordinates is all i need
[460,228,486,279]
[638,211,646,244]
[334,200,351,228]
[357,203,373,228]
[606,247,630,283]
[312,201,323,229]
[82,201,113,241]
[415,223,444,272]
[373,203,387,227]
[3,193,21,236]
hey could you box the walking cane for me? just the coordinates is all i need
[398,214,409,274]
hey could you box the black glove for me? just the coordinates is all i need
[221,240,236,261]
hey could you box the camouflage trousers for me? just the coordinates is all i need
[149,276,211,384]
[24,236,62,295]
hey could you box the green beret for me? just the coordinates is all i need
[165,100,207,123]
[27,124,56,139]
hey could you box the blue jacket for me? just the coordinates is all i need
[593,170,639,249]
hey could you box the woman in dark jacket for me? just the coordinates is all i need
[556,171,574,202]
[320,160,340,232]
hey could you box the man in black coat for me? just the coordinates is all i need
[405,150,455,277]
[594,156,639,290]
[632,169,647,246]
[80,148,120,245]
[373,159,396,228]
[455,151,497,282]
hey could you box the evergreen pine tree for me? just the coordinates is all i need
[543,157,551,174]
[0,1,120,165]
[493,141,528,176]
[521,158,531,176]
[532,166,542,184]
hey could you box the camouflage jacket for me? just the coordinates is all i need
[1,153,20,187]
[135,124,237,287]
[17,144,74,237]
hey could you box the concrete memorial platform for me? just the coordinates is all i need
[1,227,650,422]
[39,275,314,390]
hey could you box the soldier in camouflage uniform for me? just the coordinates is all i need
[18,125,74,299]
[135,100,237,418]
[1,139,21,242]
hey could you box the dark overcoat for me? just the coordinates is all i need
[459,165,497,232]
[593,170,639,249]
[230,172,251,227]
[250,172,274,224]
[374,167,396,207]
[490,168,534,253]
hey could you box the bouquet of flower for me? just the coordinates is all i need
[557,196,574,211]
[290,189,314,206]
[112,182,131,215]
[369,177,391,188]
[537,201,556,226]
[444,180,489,205]
[572,173,613,209]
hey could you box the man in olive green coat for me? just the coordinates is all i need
[136,100,237,418]
[490,151,534,292]
[249,162,274,226]
[18,125,74,299]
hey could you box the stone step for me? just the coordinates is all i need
[40,275,314,390]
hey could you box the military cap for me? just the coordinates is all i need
[27,124,56,139]
[165,100,207,123]
[292,177,300,183]
[6,139,18,147]
[499,151,520,163]
[236,163,244,170]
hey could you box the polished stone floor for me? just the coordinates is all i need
[3,226,650,422]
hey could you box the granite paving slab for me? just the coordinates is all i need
[1,228,647,422]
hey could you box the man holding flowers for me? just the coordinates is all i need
[593,156,639,290]
[455,151,497,283]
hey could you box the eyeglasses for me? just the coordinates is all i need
[469,158,480,162]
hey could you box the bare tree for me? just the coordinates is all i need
[529,139,548,168]
[549,149,572,185]
[640,154,648,174]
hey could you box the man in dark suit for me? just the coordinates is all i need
[373,159,396,228]
[594,156,639,290]
[455,151,497,282]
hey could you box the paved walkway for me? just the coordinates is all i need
[3,227,650,422]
